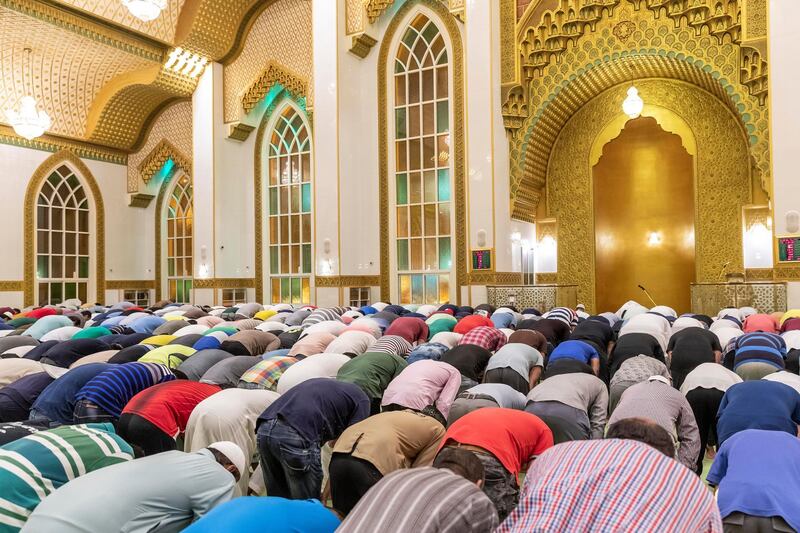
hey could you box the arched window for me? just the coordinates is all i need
[166,174,193,302]
[35,165,90,305]
[392,13,453,304]
[266,104,312,304]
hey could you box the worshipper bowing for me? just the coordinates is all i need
[21,442,245,533]
[716,380,800,445]
[256,378,370,500]
[707,429,800,533]
[496,439,722,532]
[545,339,601,376]
[608,354,670,412]
[329,409,446,515]
[182,497,340,533]
[0,423,134,532]
[116,379,222,456]
[381,359,461,425]
[336,350,408,414]
[667,325,722,388]
[607,375,701,471]
[447,383,527,425]
[483,343,543,394]
[436,407,554,520]
[525,370,608,443]
[338,453,498,533]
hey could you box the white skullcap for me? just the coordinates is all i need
[207,441,246,479]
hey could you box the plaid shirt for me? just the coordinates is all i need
[458,326,507,352]
[497,439,722,532]
[238,355,300,390]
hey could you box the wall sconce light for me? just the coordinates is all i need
[622,86,644,119]
[477,229,487,248]
[647,231,663,247]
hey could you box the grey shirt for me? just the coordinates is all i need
[200,356,262,388]
[22,449,235,533]
[527,373,608,438]
[611,355,670,387]
[485,344,543,380]
[461,383,526,410]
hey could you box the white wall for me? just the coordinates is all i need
[770,0,800,237]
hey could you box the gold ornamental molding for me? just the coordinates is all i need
[350,33,379,59]
[106,280,156,290]
[468,272,523,286]
[346,0,465,39]
[242,62,308,116]
[378,0,468,304]
[0,125,127,165]
[536,273,558,285]
[193,278,256,289]
[315,276,382,288]
[139,139,192,186]
[505,0,772,223]
[745,269,774,282]
[23,151,105,307]
[0,281,24,292]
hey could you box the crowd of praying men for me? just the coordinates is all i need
[0,299,798,532]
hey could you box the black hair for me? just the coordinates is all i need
[606,417,675,458]
[433,447,485,484]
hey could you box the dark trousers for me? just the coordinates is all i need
[483,368,529,394]
[685,387,725,475]
[369,397,382,416]
[257,418,322,500]
[723,512,794,532]
[116,413,176,456]
[72,399,115,424]
[329,453,383,516]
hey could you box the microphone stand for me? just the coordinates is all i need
[638,284,657,307]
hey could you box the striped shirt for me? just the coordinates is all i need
[0,424,133,532]
[733,332,787,371]
[497,440,722,532]
[369,335,413,357]
[607,377,701,470]
[75,363,175,418]
[237,356,300,390]
[338,467,498,533]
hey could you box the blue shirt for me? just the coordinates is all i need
[547,340,599,366]
[708,429,800,531]
[183,497,340,533]
[733,332,787,371]
[31,363,113,424]
[75,363,175,418]
[716,380,800,444]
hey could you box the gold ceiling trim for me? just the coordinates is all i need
[106,280,156,290]
[315,276,382,288]
[242,62,308,116]
[378,0,467,304]
[174,0,262,59]
[548,79,751,311]
[0,125,126,164]
[347,0,464,36]
[217,0,281,65]
[23,150,105,307]
[86,68,197,150]
[139,139,192,185]
[2,0,166,61]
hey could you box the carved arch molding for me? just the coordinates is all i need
[501,0,770,222]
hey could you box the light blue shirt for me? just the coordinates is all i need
[485,344,543,379]
[22,449,235,533]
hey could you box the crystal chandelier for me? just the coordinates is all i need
[622,86,644,119]
[122,0,166,22]
[5,48,51,141]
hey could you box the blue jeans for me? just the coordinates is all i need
[257,418,322,500]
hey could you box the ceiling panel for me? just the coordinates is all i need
[54,0,187,44]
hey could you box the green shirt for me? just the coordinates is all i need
[336,352,408,399]
[0,423,133,532]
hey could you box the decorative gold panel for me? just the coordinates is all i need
[139,139,192,187]
[106,280,156,290]
[347,0,464,36]
[0,5,158,140]
[377,0,467,303]
[24,151,105,307]
[505,0,771,222]
[241,62,309,117]
[175,0,262,59]
[486,285,579,310]
[0,281,24,292]
[127,100,193,193]
[223,0,313,122]
[468,272,522,286]
[315,276,382,288]
[548,79,751,311]
[0,125,126,164]
[193,278,256,289]
[691,282,786,315]
[54,0,187,44]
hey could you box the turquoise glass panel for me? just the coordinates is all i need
[411,275,423,303]
[291,278,301,302]
[424,274,438,303]
[397,240,409,271]
[270,247,279,274]
[37,256,48,278]
[301,184,311,213]
[269,188,278,214]
[436,101,449,133]
[437,169,450,201]
[280,278,290,301]
[439,237,451,270]
[302,245,311,274]
[396,174,408,205]
[395,108,407,139]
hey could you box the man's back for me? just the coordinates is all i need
[22,449,235,533]
[717,380,800,444]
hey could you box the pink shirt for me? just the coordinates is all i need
[381,360,461,418]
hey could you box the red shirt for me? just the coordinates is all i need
[26,308,58,319]
[453,315,494,335]
[439,408,554,475]
[122,380,221,437]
